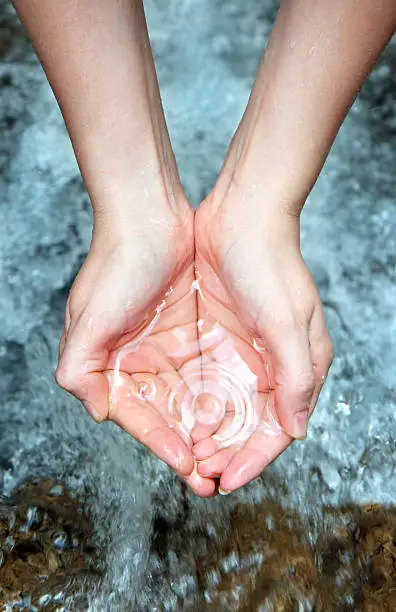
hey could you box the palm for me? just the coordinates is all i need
[104,257,218,497]
[193,204,294,492]
[58,199,329,497]
[57,213,221,496]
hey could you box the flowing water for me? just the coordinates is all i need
[0,1,395,610]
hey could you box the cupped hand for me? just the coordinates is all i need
[193,194,333,493]
[56,187,332,498]
[55,202,217,497]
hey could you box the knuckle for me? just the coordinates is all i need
[55,363,75,391]
[277,369,315,400]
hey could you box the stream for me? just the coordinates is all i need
[0,1,395,610]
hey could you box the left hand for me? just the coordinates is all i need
[193,193,333,493]
[56,201,218,497]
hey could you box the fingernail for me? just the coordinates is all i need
[292,408,309,440]
[84,401,102,423]
[218,487,232,496]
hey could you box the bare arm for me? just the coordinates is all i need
[11,1,213,493]
[215,0,396,217]
[12,0,185,224]
[194,0,396,489]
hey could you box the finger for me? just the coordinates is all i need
[308,305,333,415]
[196,446,237,478]
[192,399,238,460]
[190,334,270,452]
[262,321,315,440]
[192,389,264,460]
[188,355,230,444]
[55,313,112,421]
[192,436,220,461]
[105,371,194,475]
[189,393,226,443]
[219,442,287,494]
[179,463,218,498]
[196,392,275,478]
[219,413,292,493]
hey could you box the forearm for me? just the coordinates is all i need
[217,0,396,216]
[12,0,183,221]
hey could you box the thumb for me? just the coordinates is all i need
[261,322,315,439]
[55,312,112,422]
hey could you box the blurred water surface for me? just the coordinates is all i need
[0,1,395,609]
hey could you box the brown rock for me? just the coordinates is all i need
[0,479,101,610]
[196,501,395,610]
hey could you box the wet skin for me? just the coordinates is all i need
[194,194,332,493]
[57,197,331,497]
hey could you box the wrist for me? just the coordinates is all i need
[214,121,313,222]
[206,161,302,250]
[90,185,194,259]
[90,168,187,220]
[80,123,186,215]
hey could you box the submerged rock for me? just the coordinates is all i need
[0,479,101,611]
[195,501,396,610]
[0,485,394,610]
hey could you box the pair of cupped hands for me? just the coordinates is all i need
[55,173,333,498]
